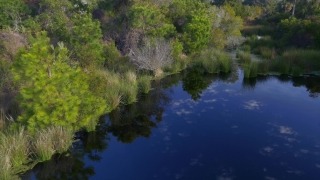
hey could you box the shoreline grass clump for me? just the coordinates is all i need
[259,46,276,59]
[237,51,251,64]
[138,75,152,94]
[33,126,74,162]
[0,128,30,180]
[243,61,258,78]
[194,49,232,74]
[120,71,139,104]
[0,128,30,168]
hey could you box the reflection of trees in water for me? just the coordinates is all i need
[292,76,320,97]
[242,75,320,97]
[108,83,171,143]
[74,117,109,161]
[182,66,238,100]
[182,68,215,100]
[242,76,268,90]
[22,154,94,180]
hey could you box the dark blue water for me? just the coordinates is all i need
[24,69,320,180]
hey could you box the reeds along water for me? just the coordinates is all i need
[0,126,74,179]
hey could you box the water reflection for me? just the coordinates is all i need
[108,81,171,143]
[242,75,320,97]
[182,67,238,100]
[22,154,94,180]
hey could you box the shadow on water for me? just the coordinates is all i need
[242,74,320,97]
[21,68,320,179]
[107,81,172,143]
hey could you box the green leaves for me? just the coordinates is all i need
[182,10,212,53]
[12,32,107,132]
[70,13,104,68]
[129,2,175,37]
[0,0,29,29]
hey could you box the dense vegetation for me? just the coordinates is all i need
[1,0,320,178]
[236,0,320,77]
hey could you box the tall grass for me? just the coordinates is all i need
[138,75,152,94]
[33,130,55,161]
[0,128,30,168]
[33,126,74,161]
[281,49,320,71]
[239,49,320,77]
[259,47,276,59]
[0,128,30,179]
[243,62,258,78]
[120,71,138,104]
[237,51,251,64]
[194,49,232,73]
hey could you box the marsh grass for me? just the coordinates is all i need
[194,49,232,74]
[281,49,320,71]
[259,47,276,59]
[0,128,30,168]
[240,49,320,77]
[243,62,258,78]
[138,75,152,94]
[0,128,30,179]
[34,126,74,161]
[49,127,74,153]
[120,71,138,104]
[0,148,13,180]
[34,130,55,161]
[237,51,251,64]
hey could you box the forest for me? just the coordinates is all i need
[0,0,320,178]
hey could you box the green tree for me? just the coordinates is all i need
[69,13,105,68]
[12,32,106,132]
[0,0,29,30]
[37,0,73,42]
[168,0,213,53]
[182,11,212,53]
[129,2,175,37]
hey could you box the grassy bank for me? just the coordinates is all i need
[238,49,320,78]
[0,126,73,179]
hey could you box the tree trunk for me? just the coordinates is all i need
[292,0,297,17]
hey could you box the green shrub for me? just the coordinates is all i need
[12,32,107,132]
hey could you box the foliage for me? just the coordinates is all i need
[129,2,175,37]
[182,10,212,53]
[210,5,244,49]
[0,0,29,29]
[69,13,105,68]
[168,0,214,53]
[36,0,73,41]
[12,32,107,132]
